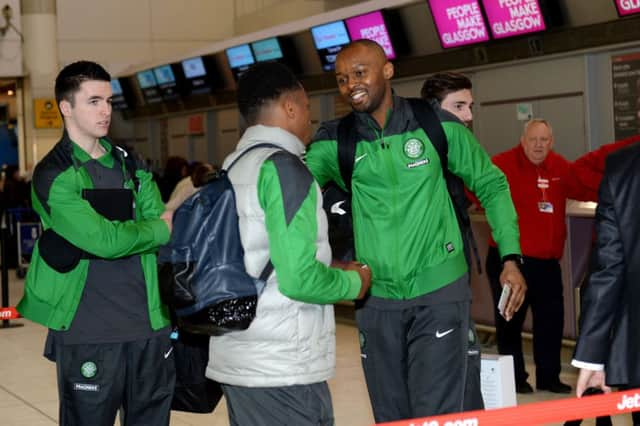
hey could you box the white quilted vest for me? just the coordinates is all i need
[206,125,336,387]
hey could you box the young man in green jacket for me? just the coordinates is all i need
[17,61,175,425]
[306,40,526,422]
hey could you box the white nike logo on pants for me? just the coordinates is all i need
[435,328,454,338]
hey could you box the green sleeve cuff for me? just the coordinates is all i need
[150,218,171,245]
[498,242,522,259]
[343,269,362,300]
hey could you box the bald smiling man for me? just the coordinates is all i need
[305,40,526,422]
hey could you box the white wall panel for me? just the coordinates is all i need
[150,0,234,40]
[58,41,154,74]
[474,57,585,102]
[57,0,151,41]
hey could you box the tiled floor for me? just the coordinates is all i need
[0,273,632,425]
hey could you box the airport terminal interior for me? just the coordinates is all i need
[2,0,640,424]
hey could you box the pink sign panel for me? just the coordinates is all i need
[345,11,396,59]
[481,0,546,39]
[428,0,490,49]
[614,0,640,16]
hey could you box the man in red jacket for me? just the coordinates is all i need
[487,119,595,394]
[571,134,640,201]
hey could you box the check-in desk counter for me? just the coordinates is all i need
[469,200,597,340]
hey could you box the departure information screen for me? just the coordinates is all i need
[311,20,351,71]
[152,65,180,100]
[226,44,255,79]
[136,70,162,104]
[251,38,284,62]
[226,44,255,69]
[111,79,129,110]
[182,57,207,79]
[312,21,350,50]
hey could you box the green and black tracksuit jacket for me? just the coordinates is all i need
[17,133,171,331]
[306,96,521,300]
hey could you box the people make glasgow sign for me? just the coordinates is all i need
[428,0,490,49]
[481,0,546,39]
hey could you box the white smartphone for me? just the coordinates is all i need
[497,283,511,317]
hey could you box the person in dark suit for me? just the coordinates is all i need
[572,142,640,423]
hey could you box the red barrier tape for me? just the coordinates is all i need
[376,388,640,426]
[0,307,21,320]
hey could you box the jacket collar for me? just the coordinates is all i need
[351,94,412,137]
[237,125,306,157]
[60,130,114,168]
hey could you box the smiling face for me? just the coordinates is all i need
[521,120,553,166]
[59,80,112,146]
[334,42,394,125]
[440,89,474,127]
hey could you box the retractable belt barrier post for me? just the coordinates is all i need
[376,388,640,426]
[1,210,22,328]
[1,210,9,327]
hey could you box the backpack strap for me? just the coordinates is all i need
[258,261,274,282]
[225,142,280,282]
[337,113,358,192]
[224,143,281,172]
[406,98,482,274]
[406,98,448,168]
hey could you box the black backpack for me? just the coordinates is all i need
[159,143,276,335]
[323,98,480,272]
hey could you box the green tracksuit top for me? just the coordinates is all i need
[306,96,521,300]
[252,141,361,304]
[17,134,171,330]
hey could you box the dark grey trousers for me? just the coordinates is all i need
[222,381,335,426]
[54,334,175,426]
[356,299,471,422]
[464,318,484,411]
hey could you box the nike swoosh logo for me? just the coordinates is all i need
[435,328,454,338]
[164,347,174,359]
[355,153,368,163]
[331,200,347,215]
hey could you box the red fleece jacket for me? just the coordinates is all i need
[489,145,594,260]
[571,135,640,201]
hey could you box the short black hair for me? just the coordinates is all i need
[236,62,302,126]
[340,39,387,60]
[421,72,472,104]
[55,61,111,106]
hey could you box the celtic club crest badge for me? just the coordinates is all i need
[403,138,424,159]
[80,361,98,379]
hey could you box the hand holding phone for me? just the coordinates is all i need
[498,283,511,319]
